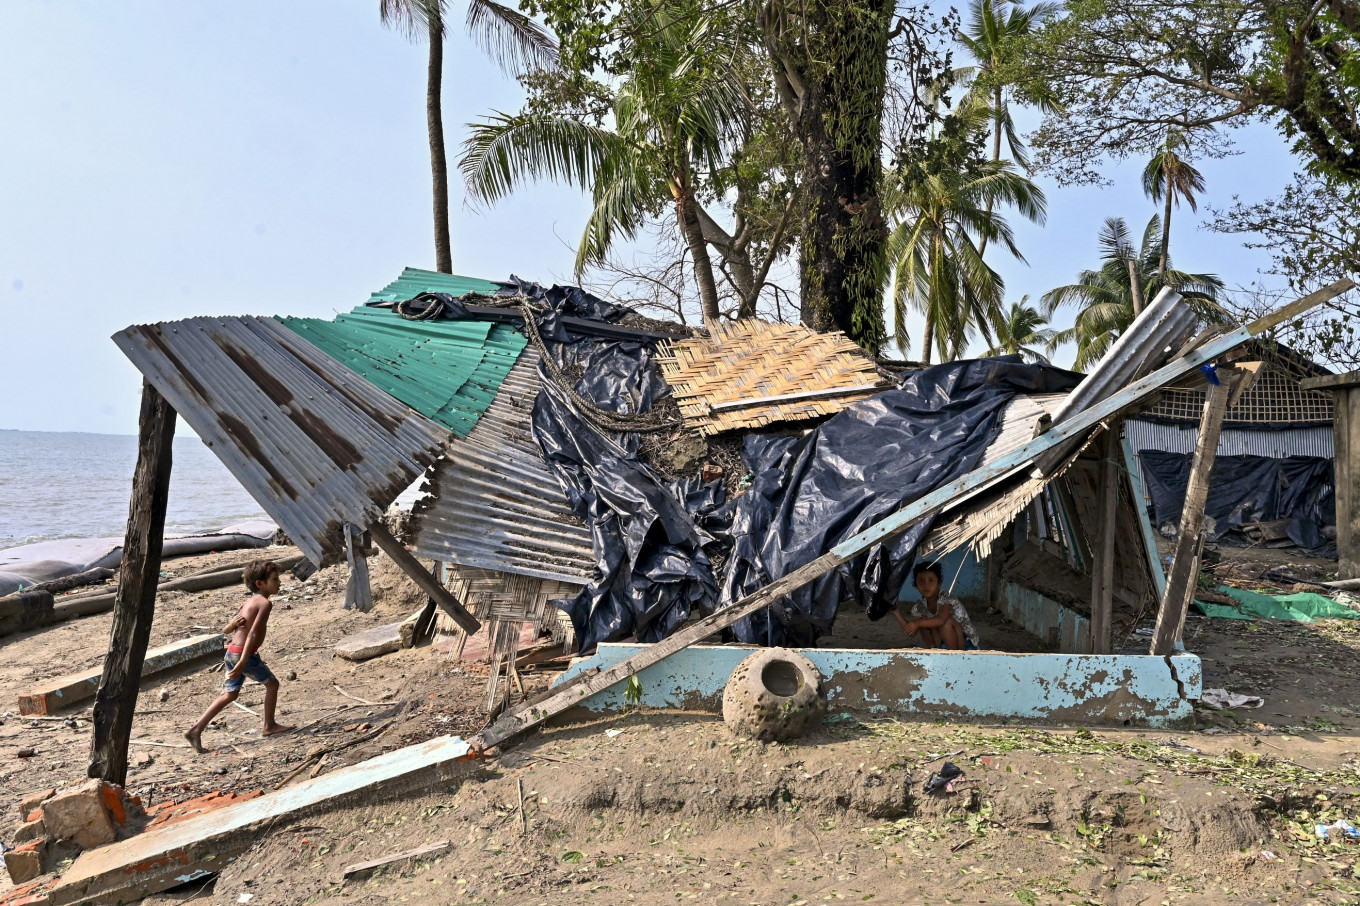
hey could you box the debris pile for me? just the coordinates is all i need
[3,782,144,884]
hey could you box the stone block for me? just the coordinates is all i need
[16,789,54,820]
[41,781,116,849]
[12,816,45,845]
[3,842,46,884]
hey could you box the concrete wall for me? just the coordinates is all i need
[996,581,1092,654]
[564,644,1201,727]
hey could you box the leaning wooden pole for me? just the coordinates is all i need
[1149,371,1237,656]
[89,380,177,784]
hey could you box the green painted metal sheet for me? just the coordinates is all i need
[278,304,526,437]
[366,267,504,305]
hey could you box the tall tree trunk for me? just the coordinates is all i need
[674,187,722,325]
[976,86,1004,260]
[1159,189,1173,278]
[921,310,934,365]
[427,13,453,274]
[777,0,892,354]
[1127,258,1146,316]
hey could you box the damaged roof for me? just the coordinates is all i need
[112,316,450,564]
[279,306,526,436]
[658,320,884,435]
[366,267,504,305]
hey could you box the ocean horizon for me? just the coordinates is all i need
[0,428,268,550]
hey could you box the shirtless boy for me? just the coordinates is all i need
[185,559,293,752]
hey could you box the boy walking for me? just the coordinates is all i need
[186,559,293,753]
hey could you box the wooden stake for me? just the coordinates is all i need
[89,380,177,785]
[1089,424,1121,654]
[342,523,374,613]
[1150,370,1238,656]
[368,523,480,634]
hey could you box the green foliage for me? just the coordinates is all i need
[886,98,1047,362]
[986,298,1055,362]
[1043,215,1225,369]
[1018,0,1360,184]
[624,675,643,706]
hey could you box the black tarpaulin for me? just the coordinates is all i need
[715,356,1083,647]
[1139,451,1335,549]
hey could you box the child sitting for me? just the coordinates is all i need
[893,561,980,651]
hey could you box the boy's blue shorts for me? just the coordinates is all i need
[223,651,276,693]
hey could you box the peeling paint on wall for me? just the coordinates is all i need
[562,644,1201,727]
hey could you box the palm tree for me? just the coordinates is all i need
[987,298,1055,362]
[955,0,1061,258]
[381,0,557,274]
[886,155,1046,365]
[458,1,748,323]
[1141,130,1206,278]
[1043,216,1224,369]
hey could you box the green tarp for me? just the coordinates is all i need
[1194,585,1360,622]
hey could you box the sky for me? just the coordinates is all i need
[0,2,1303,434]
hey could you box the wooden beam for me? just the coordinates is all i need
[21,634,223,716]
[89,379,177,785]
[342,840,451,881]
[708,383,883,414]
[343,523,374,613]
[1149,371,1238,656]
[473,285,1350,752]
[1088,425,1120,654]
[367,523,480,634]
[1121,437,1167,598]
[1336,385,1360,578]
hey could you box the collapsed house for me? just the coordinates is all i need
[99,268,1356,755]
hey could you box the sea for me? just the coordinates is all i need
[0,429,267,550]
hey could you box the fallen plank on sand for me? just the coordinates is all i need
[342,841,451,881]
[18,634,223,716]
[19,736,471,906]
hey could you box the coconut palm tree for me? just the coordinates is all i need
[458,0,748,323]
[381,0,557,274]
[955,0,1061,258]
[886,153,1047,365]
[1141,130,1206,278]
[986,298,1055,362]
[1043,215,1224,369]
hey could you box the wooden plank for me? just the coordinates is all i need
[476,285,1348,751]
[368,523,480,635]
[342,840,451,881]
[1121,437,1167,598]
[89,380,177,785]
[20,634,223,716]
[1338,386,1360,578]
[30,736,473,906]
[1089,426,1120,654]
[343,523,374,613]
[708,383,883,413]
[1149,373,1237,656]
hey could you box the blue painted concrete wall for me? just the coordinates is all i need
[563,644,1201,727]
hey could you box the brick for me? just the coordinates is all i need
[12,817,45,845]
[15,790,54,820]
[3,846,44,884]
[40,781,115,849]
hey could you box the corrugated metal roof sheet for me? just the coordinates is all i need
[366,267,504,305]
[278,306,527,437]
[409,347,597,584]
[1126,419,1335,459]
[113,317,449,565]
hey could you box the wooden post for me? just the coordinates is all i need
[1150,370,1238,656]
[1301,370,1360,579]
[1089,424,1120,654]
[342,523,374,613]
[89,380,177,784]
[368,523,480,634]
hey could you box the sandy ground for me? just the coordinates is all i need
[1,544,1358,904]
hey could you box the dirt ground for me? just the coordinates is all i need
[2,544,1359,904]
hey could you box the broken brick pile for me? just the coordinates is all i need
[143,790,262,829]
[2,781,144,886]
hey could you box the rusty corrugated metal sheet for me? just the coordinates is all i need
[409,347,597,584]
[113,316,450,565]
